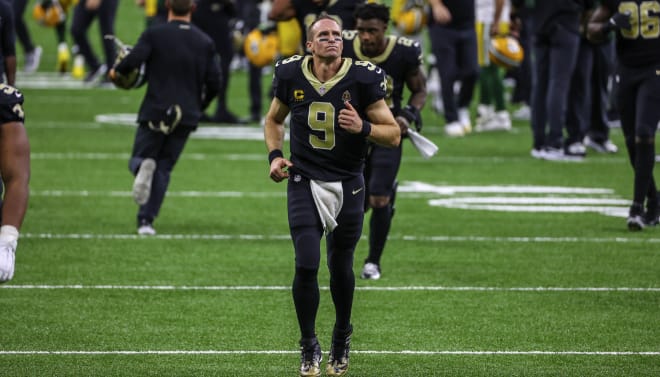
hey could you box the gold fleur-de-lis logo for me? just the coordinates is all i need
[342,91,351,103]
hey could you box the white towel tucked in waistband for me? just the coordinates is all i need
[310,179,344,234]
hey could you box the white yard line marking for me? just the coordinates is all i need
[22,233,291,240]
[0,350,657,356]
[400,235,660,243]
[29,182,634,218]
[431,197,628,204]
[2,285,658,292]
[31,153,265,160]
[21,233,660,244]
[29,190,285,198]
[399,183,617,194]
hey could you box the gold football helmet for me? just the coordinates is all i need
[32,1,66,28]
[394,2,427,36]
[489,35,524,69]
[244,29,279,68]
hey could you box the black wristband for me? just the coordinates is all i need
[268,149,283,164]
[360,121,372,138]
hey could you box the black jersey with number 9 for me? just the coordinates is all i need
[272,55,387,181]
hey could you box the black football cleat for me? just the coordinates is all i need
[326,326,352,376]
[299,337,322,377]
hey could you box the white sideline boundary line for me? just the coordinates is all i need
[2,285,659,292]
[21,233,660,244]
[0,350,657,356]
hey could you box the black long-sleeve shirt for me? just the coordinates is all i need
[115,20,221,126]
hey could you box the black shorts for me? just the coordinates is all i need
[287,173,365,269]
[615,63,660,139]
[365,144,402,197]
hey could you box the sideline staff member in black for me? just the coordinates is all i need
[109,0,221,235]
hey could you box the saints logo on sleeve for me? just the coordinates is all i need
[0,84,25,123]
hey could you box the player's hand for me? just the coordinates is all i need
[399,105,421,132]
[605,12,632,32]
[0,240,16,283]
[338,101,364,134]
[395,116,410,136]
[269,157,293,183]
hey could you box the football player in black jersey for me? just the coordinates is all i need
[342,3,427,280]
[110,0,221,235]
[264,14,400,377]
[269,0,366,52]
[0,84,30,283]
[588,0,660,230]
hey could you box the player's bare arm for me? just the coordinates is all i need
[0,121,30,228]
[264,97,293,183]
[396,66,427,133]
[491,0,505,35]
[341,99,400,148]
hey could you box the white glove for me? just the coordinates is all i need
[0,225,19,283]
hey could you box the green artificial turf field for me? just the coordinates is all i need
[1,2,658,376]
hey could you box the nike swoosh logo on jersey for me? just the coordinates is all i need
[352,187,364,195]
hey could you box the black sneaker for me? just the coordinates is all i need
[627,203,645,231]
[326,326,352,376]
[299,337,322,377]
